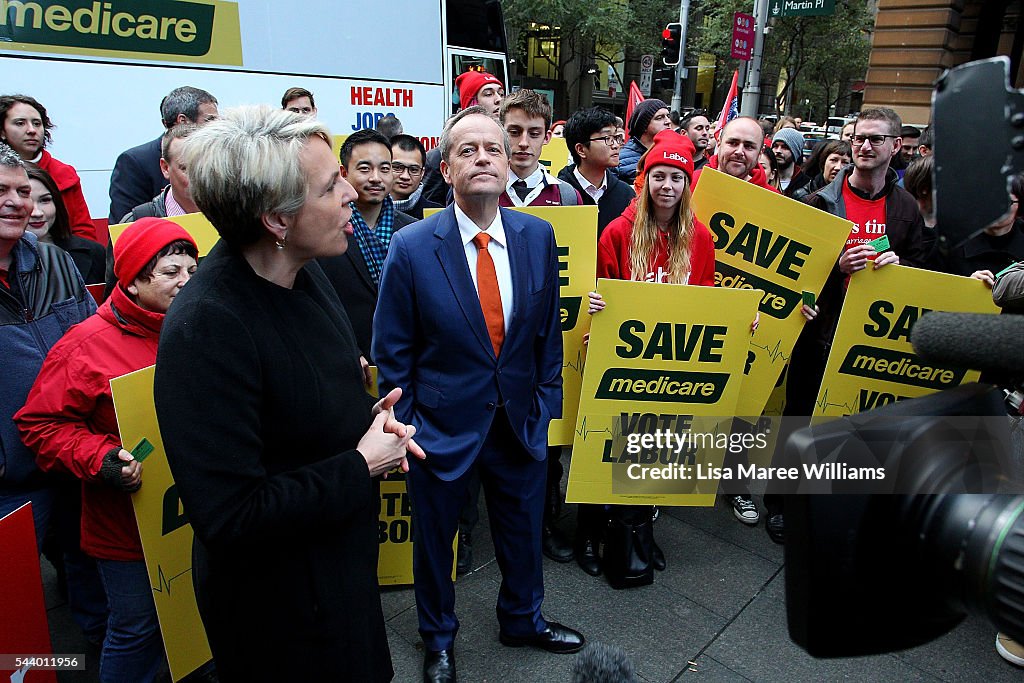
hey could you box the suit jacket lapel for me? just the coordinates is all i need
[435,206,496,359]
[345,240,376,292]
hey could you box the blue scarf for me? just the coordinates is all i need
[350,196,396,286]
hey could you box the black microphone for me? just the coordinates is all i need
[911,312,1024,377]
[571,642,637,683]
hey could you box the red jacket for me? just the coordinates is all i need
[597,200,716,286]
[36,150,97,242]
[693,155,781,193]
[15,285,162,561]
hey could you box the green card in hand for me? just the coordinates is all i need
[130,437,154,463]
[867,234,890,253]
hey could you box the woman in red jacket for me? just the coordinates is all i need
[16,218,198,683]
[579,130,717,580]
[0,94,96,241]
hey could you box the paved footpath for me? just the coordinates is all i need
[41,477,1022,682]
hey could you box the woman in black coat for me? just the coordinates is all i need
[154,106,423,682]
[25,164,105,284]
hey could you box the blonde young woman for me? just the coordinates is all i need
[579,130,717,580]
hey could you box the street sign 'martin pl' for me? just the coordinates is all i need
[770,0,835,17]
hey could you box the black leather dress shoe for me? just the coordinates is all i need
[456,532,472,575]
[499,622,585,654]
[423,649,456,683]
[652,538,666,571]
[766,514,785,545]
[543,524,574,562]
[575,538,601,576]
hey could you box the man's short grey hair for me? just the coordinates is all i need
[161,123,198,162]
[438,105,512,163]
[181,105,331,249]
[160,86,218,128]
[0,141,24,169]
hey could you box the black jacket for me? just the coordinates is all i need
[107,136,166,224]
[557,164,636,236]
[155,241,392,682]
[420,147,448,207]
[939,220,1024,278]
[319,209,417,360]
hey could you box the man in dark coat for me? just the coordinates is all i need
[557,107,635,236]
[107,86,218,223]
[320,129,416,360]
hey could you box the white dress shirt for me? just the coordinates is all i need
[505,166,546,207]
[454,203,513,333]
[573,166,607,202]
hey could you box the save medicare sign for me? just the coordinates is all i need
[0,0,242,64]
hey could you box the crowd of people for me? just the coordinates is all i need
[1,69,1023,682]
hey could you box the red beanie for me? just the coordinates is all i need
[456,71,503,110]
[114,217,198,288]
[644,129,696,182]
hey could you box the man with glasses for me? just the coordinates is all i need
[557,107,635,235]
[778,108,929,544]
[319,129,417,360]
[390,134,441,219]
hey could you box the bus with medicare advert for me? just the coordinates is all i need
[0,0,509,213]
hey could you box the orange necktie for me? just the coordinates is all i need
[473,232,504,357]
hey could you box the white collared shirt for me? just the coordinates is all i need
[573,166,607,202]
[454,203,513,333]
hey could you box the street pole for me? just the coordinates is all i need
[740,0,769,117]
[671,0,690,113]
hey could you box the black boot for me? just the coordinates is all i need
[456,531,473,575]
[575,504,604,576]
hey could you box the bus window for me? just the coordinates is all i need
[446,0,508,53]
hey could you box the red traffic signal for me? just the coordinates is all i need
[661,22,682,66]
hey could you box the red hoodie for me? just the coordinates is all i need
[692,155,781,193]
[598,200,716,286]
[16,284,163,561]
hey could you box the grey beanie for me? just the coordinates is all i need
[628,99,669,140]
[772,127,805,164]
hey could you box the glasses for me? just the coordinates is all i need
[851,134,898,147]
[391,162,423,176]
[589,134,624,147]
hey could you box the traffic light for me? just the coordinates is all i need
[653,66,676,91]
[661,22,682,66]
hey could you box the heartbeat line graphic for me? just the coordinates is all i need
[750,338,790,364]
[574,415,612,441]
[814,387,857,415]
[152,564,192,597]
[563,349,585,376]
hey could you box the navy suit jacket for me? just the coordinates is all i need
[373,205,563,481]
[108,136,166,223]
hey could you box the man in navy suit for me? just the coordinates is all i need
[374,106,585,683]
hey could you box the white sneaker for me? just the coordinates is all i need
[996,633,1024,666]
[731,495,760,524]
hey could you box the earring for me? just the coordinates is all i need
[275,232,287,250]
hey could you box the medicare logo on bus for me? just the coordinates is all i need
[0,0,241,63]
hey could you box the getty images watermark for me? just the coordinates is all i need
[604,415,1023,496]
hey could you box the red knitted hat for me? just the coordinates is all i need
[456,71,503,110]
[644,129,696,182]
[114,217,198,288]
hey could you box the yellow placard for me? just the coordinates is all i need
[507,206,597,445]
[109,212,220,257]
[0,0,243,67]
[376,479,413,585]
[539,137,571,178]
[812,266,1000,419]
[565,279,761,505]
[110,366,211,683]
[691,168,852,420]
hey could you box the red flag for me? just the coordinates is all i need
[624,81,645,142]
[713,70,740,141]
